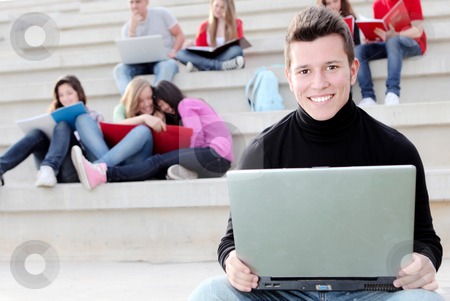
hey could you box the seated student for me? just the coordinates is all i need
[355,0,426,107]
[317,0,361,45]
[188,6,443,301]
[0,75,102,187]
[75,77,166,168]
[113,0,185,94]
[71,80,234,190]
[176,0,245,72]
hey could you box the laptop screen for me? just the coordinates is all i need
[227,165,416,291]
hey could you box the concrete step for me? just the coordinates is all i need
[0,51,449,121]
[0,260,447,300]
[0,171,449,262]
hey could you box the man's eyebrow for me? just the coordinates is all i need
[292,59,344,71]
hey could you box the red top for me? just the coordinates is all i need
[373,0,426,54]
[195,19,244,46]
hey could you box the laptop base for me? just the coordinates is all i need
[257,276,401,292]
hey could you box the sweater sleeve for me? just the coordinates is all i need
[236,19,244,38]
[113,103,127,123]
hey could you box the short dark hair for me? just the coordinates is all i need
[284,5,354,68]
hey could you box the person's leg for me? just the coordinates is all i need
[177,147,231,178]
[354,42,387,101]
[107,149,179,182]
[56,135,80,183]
[385,36,423,97]
[75,113,110,162]
[98,125,153,166]
[0,129,49,175]
[113,63,148,95]
[215,45,244,61]
[153,59,179,84]
[188,275,320,301]
[40,121,73,174]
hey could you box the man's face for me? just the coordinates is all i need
[129,0,148,17]
[285,34,358,121]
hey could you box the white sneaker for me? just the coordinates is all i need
[35,165,57,187]
[186,61,199,72]
[166,164,198,180]
[358,97,377,107]
[384,92,400,105]
[221,56,245,71]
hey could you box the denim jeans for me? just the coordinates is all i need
[75,113,154,167]
[107,147,231,182]
[188,275,445,301]
[113,59,179,94]
[355,36,422,101]
[176,45,243,71]
[0,121,79,183]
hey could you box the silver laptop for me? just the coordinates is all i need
[115,35,167,64]
[227,165,416,292]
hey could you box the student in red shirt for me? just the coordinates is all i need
[176,0,245,72]
[356,0,425,107]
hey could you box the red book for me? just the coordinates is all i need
[99,122,193,154]
[356,0,410,41]
[344,15,355,35]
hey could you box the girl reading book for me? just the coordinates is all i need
[0,75,102,187]
[74,77,166,169]
[71,80,234,190]
[318,0,361,45]
[176,0,245,72]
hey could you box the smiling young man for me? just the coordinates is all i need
[188,5,443,301]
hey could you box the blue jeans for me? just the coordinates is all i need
[188,275,445,301]
[107,147,231,182]
[355,36,422,101]
[176,45,243,71]
[75,114,154,167]
[0,121,79,183]
[113,59,179,94]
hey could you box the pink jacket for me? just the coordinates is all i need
[178,98,234,163]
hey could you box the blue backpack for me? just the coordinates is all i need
[245,66,285,112]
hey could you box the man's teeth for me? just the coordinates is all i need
[310,95,332,102]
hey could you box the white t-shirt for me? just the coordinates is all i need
[122,7,178,54]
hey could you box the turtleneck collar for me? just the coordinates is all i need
[294,93,360,143]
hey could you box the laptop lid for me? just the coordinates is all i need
[227,165,416,291]
[115,35,167,64]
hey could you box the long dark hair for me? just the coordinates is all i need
[49,75,87,112]
[153,80,185,125]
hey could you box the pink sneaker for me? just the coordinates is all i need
[71,145,107,190]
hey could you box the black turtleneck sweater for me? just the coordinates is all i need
[218,98,442,272]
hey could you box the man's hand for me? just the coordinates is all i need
[225,250,259,292]
[393,252,439,290]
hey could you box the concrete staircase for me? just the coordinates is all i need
[0,0,449,267]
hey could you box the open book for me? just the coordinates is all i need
[186,37,252,58]
[99,122,193,154]
[344,15,355,35]
[356,0,410,41]
[15,102,87,139]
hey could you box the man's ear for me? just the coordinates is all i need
[285,66,294,92]
[350,58,359,85]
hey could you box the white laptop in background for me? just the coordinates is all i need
[227,165,416,292]
[115,35,167,64]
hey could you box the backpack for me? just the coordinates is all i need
[245,66,285,112]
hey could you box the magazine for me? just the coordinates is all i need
[355,0,410,41]
[186,37,252,58]
[15,102,87,139]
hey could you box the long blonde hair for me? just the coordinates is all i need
[120,77,153,118]
[208,0,238,47]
